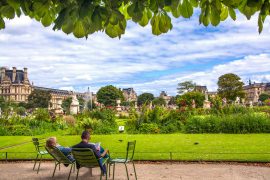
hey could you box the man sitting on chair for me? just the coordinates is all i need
[72,130,109,175]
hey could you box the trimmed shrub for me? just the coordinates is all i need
[185,112,270,133]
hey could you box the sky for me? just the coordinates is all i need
[1,12,270,96]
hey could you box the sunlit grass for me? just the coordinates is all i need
[0,134,270,162]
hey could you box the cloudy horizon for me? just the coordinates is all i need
[1,13,270,96]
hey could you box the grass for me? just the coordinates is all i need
[0,134,270,162]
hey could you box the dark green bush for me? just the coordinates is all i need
[15,106,26,116]
[7,125,32,136]
[139,123,160,134]
[33,108,50,122]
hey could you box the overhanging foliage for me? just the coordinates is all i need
[0,0,268,38]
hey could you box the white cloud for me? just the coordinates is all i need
[125,54,270,95]
[0,13,270,96]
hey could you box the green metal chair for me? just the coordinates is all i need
[32,138,48,174]
[72,148,109,180]
[109,140,137,180]
[45,146,76,180]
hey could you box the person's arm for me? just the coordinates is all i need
[100,149,109,157]
[57,146,72,155]
[88,144,108,158]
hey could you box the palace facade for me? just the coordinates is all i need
[0,67,32,102]
[243,82,270,103]
[122,88,137,102]
[0,67,86,112]
[159,91,171,106]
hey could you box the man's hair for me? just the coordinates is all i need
[81,130,90,140]
[46,137,56,148]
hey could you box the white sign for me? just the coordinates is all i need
[119,126,125,132]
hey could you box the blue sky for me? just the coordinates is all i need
[1,13,270,96]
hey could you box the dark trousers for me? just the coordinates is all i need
[98,159,107,174]
[98,146,109,174]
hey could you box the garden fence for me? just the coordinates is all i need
[1,151,270,163]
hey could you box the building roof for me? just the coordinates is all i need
[243,83,267,89]
[0,69,25,84]
[122,88,136,95]
[34,86,71,95]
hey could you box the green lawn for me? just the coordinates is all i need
[0,134,270,162]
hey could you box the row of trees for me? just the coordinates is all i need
[2,73,269,114]
[178,73,245,101]
[94,73,251,108]
[95,85,166,107]
[177,73,270,107]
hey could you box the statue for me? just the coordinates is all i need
[70,94,80,114]
[134,101,138,109]
[249,101,253,108]
[116,99,122,112]
[222,98,227,106]
[149,101,153,109]
[235,96,240,105]
[192,99,196,108]
[203,94,210,109]
[254,88,259,103]
[55,98,64,114]
[205,93,209,101]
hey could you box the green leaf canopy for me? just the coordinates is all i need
[0,0,268,38]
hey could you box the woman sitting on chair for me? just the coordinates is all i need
[46,137,75,162]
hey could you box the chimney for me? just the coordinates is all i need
[1,67,5,81]
[23,67,28,80]
[12,67,16,82]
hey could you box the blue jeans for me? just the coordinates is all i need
[98,159,107,174]
[99,146,109,174]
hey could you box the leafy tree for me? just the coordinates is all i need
[152,97,166,106]
[259,93,270,102]
[177,81,195,94]
[168,96,176,105]
[121,101,135,107]
[0,0,267,39]
[217,73,245,101]
[0,96,6,110]
[137,93,154,106]
[62,97,72,114]
[28,89,52,108]
[96,85,124,107]
[177,91,205,108]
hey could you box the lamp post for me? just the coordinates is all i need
[87,87,93,111]
[90,87,93,110]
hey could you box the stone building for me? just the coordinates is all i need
[194,85,208,94]
[243,81,270,103]
[122,88,137,102]
[159,91,171,106]
[0,67,32,102]
[207,91,218,98]
[33,86,71,110]
[0,67,85,114]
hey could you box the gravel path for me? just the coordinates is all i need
[0,162,269,180]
